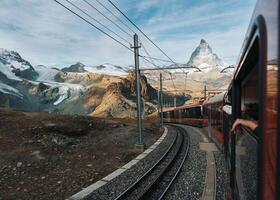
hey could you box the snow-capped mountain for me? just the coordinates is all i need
[0,48,38,80]
[186,39,225,71]
[0,48,134,115]
[85,63,129,76]
[61,62,86,73]
[0,49,85,110]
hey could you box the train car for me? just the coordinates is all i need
[202,1,279,199]
[162,107,176,123]
[203,92,226,149]
[162,104,203,127]
[228,0,279,199]
[174,104,203,127]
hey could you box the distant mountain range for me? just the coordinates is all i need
[0,39,232,116]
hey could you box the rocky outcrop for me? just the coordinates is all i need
[62,62,86,73]
[91,72,189,118]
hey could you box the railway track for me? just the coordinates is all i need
[114,125,190,200]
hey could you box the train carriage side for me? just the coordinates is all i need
[203,92,226,149]
[175,104,203,127]
[229,0,279,199]
[162,108,176,123]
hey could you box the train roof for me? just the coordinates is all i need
[203,91,226,105]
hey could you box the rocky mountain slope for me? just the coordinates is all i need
[92,72,188,118]
[0,48,185,118]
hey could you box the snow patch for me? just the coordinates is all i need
[0,82,23,98]
[34,65,59,81]
[85,63,128,76]
[0,62,22,81]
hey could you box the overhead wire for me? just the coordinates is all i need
[94,0,136,34]
[107,0,184,69]
[65,0,131,45]
[83,0,133,38]
[53,0,133,53]
[55,0,179,94]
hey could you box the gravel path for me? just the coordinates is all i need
[214,151,227,200]
[163,125,206,200]
[85,126,177,200]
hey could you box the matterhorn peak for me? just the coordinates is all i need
[200,39,207,44]
[186,39,225,70]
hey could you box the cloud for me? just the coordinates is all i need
[0,0,256,68]
[136,0,161,12]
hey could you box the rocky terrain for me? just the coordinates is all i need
[92,72,189,118]
[0,108,161,200]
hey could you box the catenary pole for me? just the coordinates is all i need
[160,73,163,127]
[131,34,143,145]
[157,78,160,126]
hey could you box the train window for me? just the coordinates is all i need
[241,65,259,122]
[235,41,259,200]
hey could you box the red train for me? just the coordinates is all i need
[162,0,280,199]
[162,104,203,127]
[202,92,227,149]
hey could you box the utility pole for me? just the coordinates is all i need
[174,97,177,108]
[160,73,163,127]
[131,34,144,149]
[157,78,160,126]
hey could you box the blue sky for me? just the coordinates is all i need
[0,0,256,68]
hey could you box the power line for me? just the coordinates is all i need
[94,0,176,71]
[53,0,133,53]
[65,0,130,45]
[83,0,133,38]
[94,0,136,34]
[141,44,157,67]
[107,0,183,69]
[139,55,176,64]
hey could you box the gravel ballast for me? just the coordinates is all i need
[163,125,207,200]
[214,151,227,200]
[85,126,177,200]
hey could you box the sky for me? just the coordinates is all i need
[0,0,256,68]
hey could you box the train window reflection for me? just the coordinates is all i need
[236,63,259,200]
[241,65,259,122]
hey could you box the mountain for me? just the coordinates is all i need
[149,39,233,99]
[92,72,189,118]
[0,49,86,112]
[186,39,225,71]
[0,48,38,80]
[62,62,86,73]
[85,63,129,77]
[0,48,185,118]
